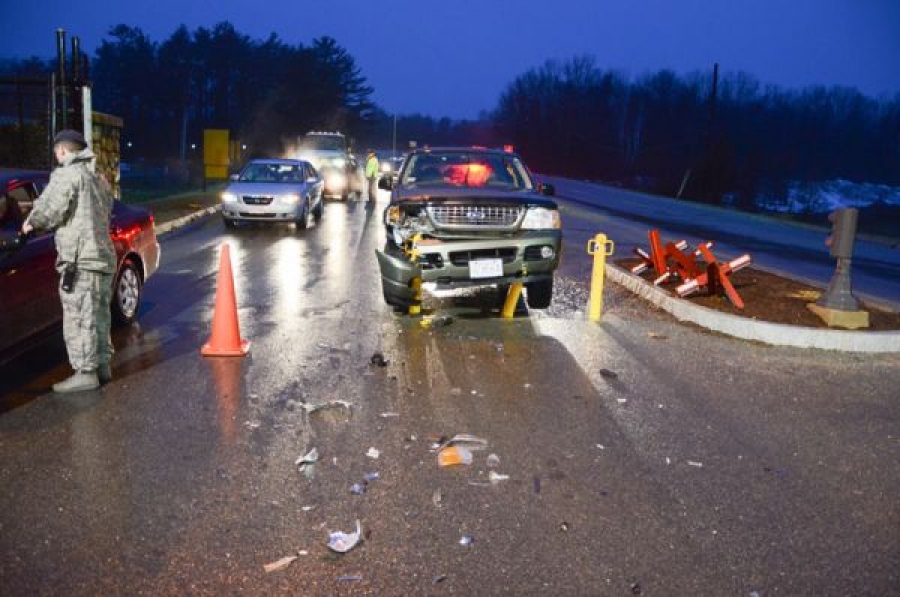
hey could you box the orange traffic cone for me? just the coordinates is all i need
[201,243,250,357]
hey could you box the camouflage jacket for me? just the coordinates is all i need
[26,148,116,273]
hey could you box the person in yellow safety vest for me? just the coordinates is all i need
[365,149,379,205]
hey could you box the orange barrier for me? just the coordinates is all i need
[201,243,251,357]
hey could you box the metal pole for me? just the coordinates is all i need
[56,29,67,130]
[587,233,615,322]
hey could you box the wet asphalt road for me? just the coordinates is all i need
[1,199,898,596]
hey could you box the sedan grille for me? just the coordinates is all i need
[242,195,274,205]
[428,205,523,229]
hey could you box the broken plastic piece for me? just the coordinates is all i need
[264,555,298,573]
[435,434,488,452]
[295,447,319,467]
[486,453,501,468]
[687,460,703,468]
[366,447,380,459]
[364,472,380,482]
[300,400,352,414]
[432,489,443,508]
[488,471,509,483]
[459,535,474,546]
[350,483,366,495]
[328,520,362,553]
[379,411,400,418]
[438,446,473,467]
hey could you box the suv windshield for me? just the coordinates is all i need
[239,163,305,183]
[402,151,533,190]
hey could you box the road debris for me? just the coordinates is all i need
[486,453,501,468]
[434,433,489,452]
[687,460,704,468]
[295,447,319,467]
[599,368,618,379]
[617,398,628,404]
[263,555,298,573]
[438,446,473,466]
[350,483,366,495]
[337,575,362,582]
[559,522,570,532]
[459,535,475,546]
[300,400,352,414]
[433,574,448,584]
[379,411,400,418]
[488,471,510,483]
[647,331,668,340]
[366,447,381,459]
[370,352,389,367]
[328,520,362,553]
[432,489,443,508]
[364,472,380,482]
[420,314,454,328]
[533,476,541,494]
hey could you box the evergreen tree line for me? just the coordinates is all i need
[3,27,898,208]
[493,56,900,207]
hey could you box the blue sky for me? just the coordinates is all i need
[6,0,900,119]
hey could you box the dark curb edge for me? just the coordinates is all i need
[606,263,900,353]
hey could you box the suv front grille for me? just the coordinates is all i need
[448,247,517,266]
[428,205,523,229]
[242,195,274,205]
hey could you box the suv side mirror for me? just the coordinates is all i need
[229,173,239,181]
[539,182,555,196]
[378,177,394,191]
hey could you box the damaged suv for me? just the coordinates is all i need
[375,147,561,309]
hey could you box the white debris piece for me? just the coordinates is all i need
[295,447,319,467]
[366,447,380,459]
[328,520,362,553]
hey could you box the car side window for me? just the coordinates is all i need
[6,182,37,220]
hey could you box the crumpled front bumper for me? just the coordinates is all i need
[375,231,561,305]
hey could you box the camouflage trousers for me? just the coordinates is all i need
[59,267,113,372]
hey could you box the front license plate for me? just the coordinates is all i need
[469,258,504,279]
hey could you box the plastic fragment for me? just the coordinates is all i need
[459,535,474,546]
[295,447,319,467]
[687,460,704,468]
[366,447,380,459]
[596,444,606,450]
[300,400,352,414]
[328,520,362,553]
[433,574,448,584]
[488,471,509,483]
[350,483,366,495]
[264,555,298,573]
[432,489,443,508]
[648,331,668,340]
[435,434,489,452]
[617,398,628,404]
[486,453,501,468]
[364,472,380,482]
[559,522,570,532]
[438,446,473,467]
[379,411,400,418]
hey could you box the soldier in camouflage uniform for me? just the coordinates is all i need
[22,130,116,393]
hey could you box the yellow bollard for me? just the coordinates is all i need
[501,281,524,319]
[408,276,422,316]
[587,233,615,322]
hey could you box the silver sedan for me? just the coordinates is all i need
[221,159,324,229]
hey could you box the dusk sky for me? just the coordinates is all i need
[7,0,900,120]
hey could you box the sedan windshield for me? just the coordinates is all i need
[240,163,305,183]
[402,152,534,190]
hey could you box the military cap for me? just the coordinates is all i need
[53,129,87,148]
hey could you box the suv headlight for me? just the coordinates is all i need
[521,207,560,230]
[280,193,301,205]
[221,192,237,203]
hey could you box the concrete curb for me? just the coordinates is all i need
[606,263,900,353]
[154,205,221,236]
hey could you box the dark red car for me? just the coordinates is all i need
[0,169,160,359]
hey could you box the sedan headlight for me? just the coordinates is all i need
[221,192,237,204]
[521,207,561,230]
[279,193,301,205]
